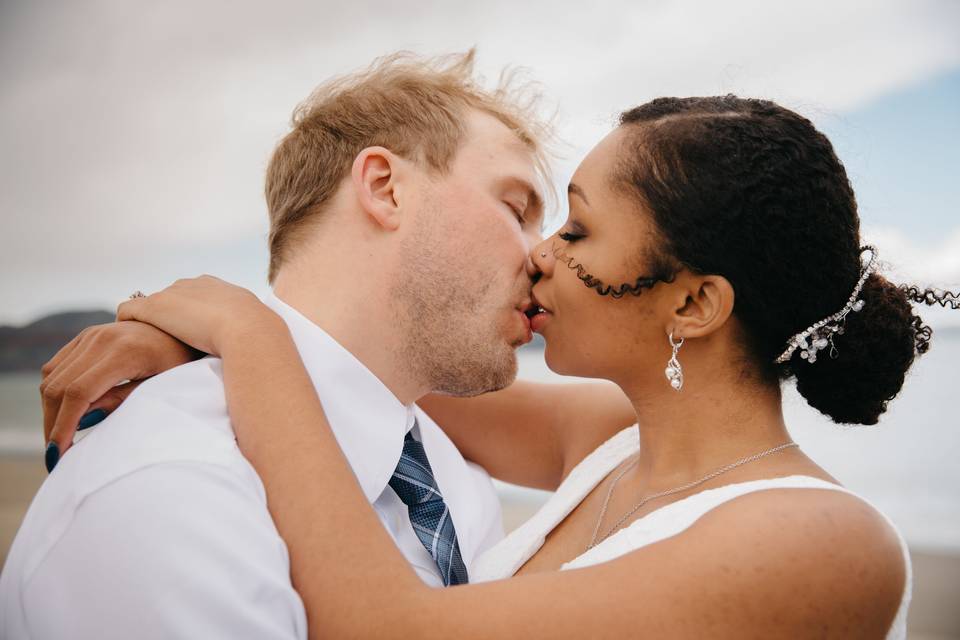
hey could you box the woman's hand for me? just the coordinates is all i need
[41,276,279,466]
[116,276,282,357]
[41,321,201,462]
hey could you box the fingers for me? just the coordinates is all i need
[46,388,89,466]
[114,278,225,355]
[74,381,141,432]
[85,380,142,421]
[115,275,261,359]
[40,323,120,439]
[116,278,204,322]
[40,330,85,380]
[40,328,91,437]
[116,295,149,323]
[47,359,136,464]
[42,350,97,472]
[41,339,97,444]
[116,289,180,334]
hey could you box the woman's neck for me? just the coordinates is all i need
[620,370,792,490]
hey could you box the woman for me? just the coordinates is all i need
[42,96,959,637]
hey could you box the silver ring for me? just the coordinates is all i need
[129,290,146,299]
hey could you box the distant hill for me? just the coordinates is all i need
[0,310,114,372]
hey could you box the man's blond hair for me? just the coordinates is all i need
[264,50,553,282]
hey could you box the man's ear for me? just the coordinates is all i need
[668,272,735,340]
[351,146,403,231]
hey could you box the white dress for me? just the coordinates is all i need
[472,426,911,639]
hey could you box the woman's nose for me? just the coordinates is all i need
[528,238,554,278]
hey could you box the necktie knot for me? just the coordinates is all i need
[390,434,446,506]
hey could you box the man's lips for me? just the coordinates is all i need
[516,309,533,343]
[513,296,544,344]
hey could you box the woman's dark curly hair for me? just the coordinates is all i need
[613,95,957,425]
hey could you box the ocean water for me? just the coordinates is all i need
[0,373,46,454]
[1,334,958,553]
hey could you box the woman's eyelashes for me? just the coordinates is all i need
[557,219,587,243]
[558,228,585,243]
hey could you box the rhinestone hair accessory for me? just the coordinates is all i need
[775,246,879,364]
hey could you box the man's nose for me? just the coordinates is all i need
[525,256,542,284]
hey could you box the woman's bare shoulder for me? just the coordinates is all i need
[605,485,906,637]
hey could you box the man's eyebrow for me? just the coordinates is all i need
[568,182,589,206]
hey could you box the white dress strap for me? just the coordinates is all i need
[471,425,639,582]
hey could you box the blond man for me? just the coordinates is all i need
[2,52,551,639]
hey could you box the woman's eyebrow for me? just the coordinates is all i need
[568,182,590,206]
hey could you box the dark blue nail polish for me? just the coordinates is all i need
[78,409,108,431]
[45,442,60,473]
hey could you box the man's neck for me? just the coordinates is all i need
[272,269,429,406]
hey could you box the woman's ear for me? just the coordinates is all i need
[668,273,735,339]
[351,146,403,231]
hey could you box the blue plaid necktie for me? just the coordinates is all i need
[389,428,469,586]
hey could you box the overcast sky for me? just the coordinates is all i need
[1,0,958,325]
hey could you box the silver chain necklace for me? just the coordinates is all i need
[586,441,799,551]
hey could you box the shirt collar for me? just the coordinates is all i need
[262,291,414,502]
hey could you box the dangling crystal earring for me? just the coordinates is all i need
[665,332,684,391]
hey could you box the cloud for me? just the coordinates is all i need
[864,226,960,284]
[0,0,958,322]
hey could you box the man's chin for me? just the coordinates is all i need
[509,337,530,349]
[433,348,518,397]
[478,360,518,395]
[444,376,516,398]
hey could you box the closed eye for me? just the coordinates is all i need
[505,201,526,224]
[558,231,584,243]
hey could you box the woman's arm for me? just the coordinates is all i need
[418,382,635,490]
[39,313,634,486]
[118,277,906,640]
[211,317,907,640]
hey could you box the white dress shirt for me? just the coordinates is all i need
[0,292,504,639]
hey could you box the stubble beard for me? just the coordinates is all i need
[392,221,518,398]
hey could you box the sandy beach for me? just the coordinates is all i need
[2,454,958,638]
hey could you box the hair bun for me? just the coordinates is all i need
[793,274,917,425]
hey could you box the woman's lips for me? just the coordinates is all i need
[527,291,551,334]
[529,309,550,333]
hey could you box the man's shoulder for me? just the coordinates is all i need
[4,360,272,599]
[129,355,230,425]
[95,355,233,442]
[55,356,258,500]
[4,456,305,640]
